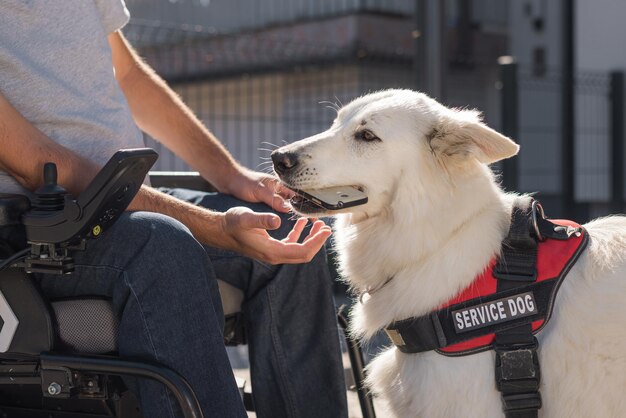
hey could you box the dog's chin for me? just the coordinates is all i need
[288,193,372,219]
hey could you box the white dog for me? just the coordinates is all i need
[272,89,626,417]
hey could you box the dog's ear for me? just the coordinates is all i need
[428,110,519,165]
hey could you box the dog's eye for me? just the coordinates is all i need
[355,130,380,142]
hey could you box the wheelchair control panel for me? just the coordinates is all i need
[19,148,158,274]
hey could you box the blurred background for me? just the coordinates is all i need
[123,0,626,223]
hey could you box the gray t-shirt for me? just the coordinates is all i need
[0,0,145,194]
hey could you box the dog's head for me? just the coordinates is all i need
[272,89,519,217]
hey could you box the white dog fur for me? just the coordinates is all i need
[272,89,626,417]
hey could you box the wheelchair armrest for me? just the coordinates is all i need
[149,171,216,192]
[23,149,158,245]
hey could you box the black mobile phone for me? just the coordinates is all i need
[294,186,368,210]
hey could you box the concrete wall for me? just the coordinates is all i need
[577,0,626,72]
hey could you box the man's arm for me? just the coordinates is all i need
[104,31,333,262]
[0,93,97,194]
[0,92,330,264]
[108,32,290,213]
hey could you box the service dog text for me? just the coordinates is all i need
[452,292,537,333]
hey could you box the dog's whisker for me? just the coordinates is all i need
[324,105,339,114]
[320,100,340,114]
[260,141,280,149]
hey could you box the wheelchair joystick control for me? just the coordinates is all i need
[33,163,67,212]
[20,149,158,274]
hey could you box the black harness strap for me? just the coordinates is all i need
[386,279,564,354]
[493,199,541,418]
[493,202,538,283]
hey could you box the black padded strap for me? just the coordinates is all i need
[495,198,541,418]
[387,279,558,354]
[494,200,537,282]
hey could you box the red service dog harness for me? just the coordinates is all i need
[384,199,589,418]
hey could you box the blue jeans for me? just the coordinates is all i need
[38,189,348,418]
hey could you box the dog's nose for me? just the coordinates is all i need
[271,150,299,175]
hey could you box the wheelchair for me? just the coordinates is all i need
[0,149,375,418]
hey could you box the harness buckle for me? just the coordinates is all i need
[496,348,539,383]
[495,338,542,413]
[385,329,406,347]
[532,200,583,241]
[531,201,546,242]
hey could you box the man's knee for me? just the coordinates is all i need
[99,211,208,274]
[108,212,222,311]
[113,211,199,250]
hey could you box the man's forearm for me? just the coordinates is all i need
[109,33,242,192]
[0,92,99,194]
[0,91,234,249]
[129,185,234,249]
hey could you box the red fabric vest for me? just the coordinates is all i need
[437,219,586,355]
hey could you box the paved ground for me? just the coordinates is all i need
[230,349,387,418]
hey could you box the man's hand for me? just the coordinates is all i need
[220,167,295,213]
[220,207,331,264]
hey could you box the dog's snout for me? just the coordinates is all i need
[271,150,299,175]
